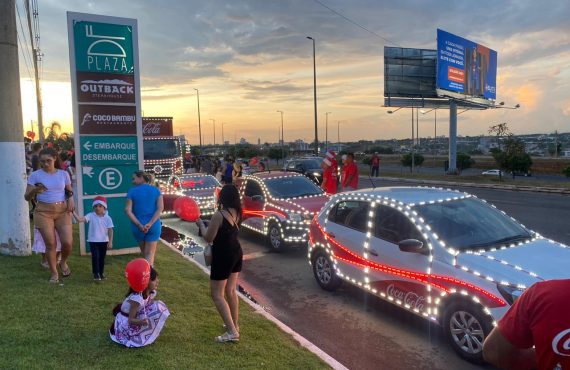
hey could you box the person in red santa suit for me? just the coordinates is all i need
[320,151,338,194]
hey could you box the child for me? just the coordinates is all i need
[110,265,170,347]
[32,228,62,268]
[73,196,114,281]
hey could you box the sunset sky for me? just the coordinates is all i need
[18,0,570,145]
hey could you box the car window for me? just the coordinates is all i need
[244,180,263,197]
[374,205,424,244]
[287,161,297,170]
[328,201,370,232]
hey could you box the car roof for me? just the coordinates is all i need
[344,186,471,206]
[247,171,305,180]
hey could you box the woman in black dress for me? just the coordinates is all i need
[196,184,243,342]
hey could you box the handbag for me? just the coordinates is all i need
[203,244,212,266]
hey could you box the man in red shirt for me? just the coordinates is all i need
[371,152,380,177]
[483,279,570,370]
[341,153,358,191]
[321,151,338,194]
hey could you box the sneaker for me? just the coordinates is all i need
[100,274,107,280]
[215,331,239,343]
[93,274,101,281]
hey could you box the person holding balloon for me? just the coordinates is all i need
[196,184,243,342]
[125,171,164,266]
[110,258,170,347]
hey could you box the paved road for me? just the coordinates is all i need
[162,183,569,369]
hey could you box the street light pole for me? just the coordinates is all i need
[193,88,202,150]
[325,113,328,152]
[209,119,216,146]
[307,36,318,156]
[277,110,284,162]
[337,121,341,153]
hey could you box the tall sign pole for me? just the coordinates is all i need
[0,0,31,256]
[67,12,143,255]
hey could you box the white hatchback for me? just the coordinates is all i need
[308,187,570,362]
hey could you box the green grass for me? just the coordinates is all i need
[0,229,328,370]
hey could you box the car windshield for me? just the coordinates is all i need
[176,176,219,189]
[143,139,180,160]
[414,198,531,250]
[302,159,322,169]
[264,176,323,198]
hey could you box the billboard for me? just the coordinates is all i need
[436,29,497,100]
[384,47,438,99]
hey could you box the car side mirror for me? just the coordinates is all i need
[398,239,424,253]
[251,195,264,202]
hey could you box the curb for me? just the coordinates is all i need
[160,238,348,370]
[361,175,570,195]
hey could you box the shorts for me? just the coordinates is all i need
[33,201,71,230]
[131,219,162,242]
[210,247,243,281]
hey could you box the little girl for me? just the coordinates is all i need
[110,266,170,347]
[73,196,114,281]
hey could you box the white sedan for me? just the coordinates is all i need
[308,187,570,363]
[481,169,503,176]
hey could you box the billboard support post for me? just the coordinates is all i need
[448,101,458,174]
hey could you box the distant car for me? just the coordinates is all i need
[309,187,570,362]
[511,170,532,177]
[282,158,324,185]
[482,169,502,176]
[160,174,220,217]
[235,171,329,250]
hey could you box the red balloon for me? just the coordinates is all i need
[173,196,201,221]
[125,258,151,292]
[26,131,35,139]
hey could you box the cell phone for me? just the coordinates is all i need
[35,182,47,190]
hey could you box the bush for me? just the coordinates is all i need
[401,153,424,172]
[563,167,570,177]
[457,152,475,173]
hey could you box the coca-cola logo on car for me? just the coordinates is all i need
[552,328,570,356]
[142,117,173,136]
[386,284,426,311]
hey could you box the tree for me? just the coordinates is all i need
[456,152,475,173]
[563,167,570,178]
[491,137,533,179]
[401,153,424,172]
[268,147,289,163]
[488,122,510,150]
[43,121,74,151]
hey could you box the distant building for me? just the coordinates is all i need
[239,138,248,145]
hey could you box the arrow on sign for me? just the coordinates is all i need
[83,166,94,178]
[83,141,92,151]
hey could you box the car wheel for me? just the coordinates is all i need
[443,301,492,363]
[267,222,284,251]
[312,250,342,291]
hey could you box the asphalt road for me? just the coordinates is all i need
[162,182,570,370]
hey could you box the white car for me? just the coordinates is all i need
[308,187,570,362]
[482,169,502,176]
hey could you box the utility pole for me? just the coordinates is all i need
[25,0,43,143]
[0,0,31,256]
[193,88,202,150]
[325,112,331,152]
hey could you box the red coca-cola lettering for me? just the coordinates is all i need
[386,284,426,311]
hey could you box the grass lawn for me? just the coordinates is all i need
[0,229,328,369]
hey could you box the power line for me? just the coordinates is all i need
[15,1,34,67]
[16,29,34,82]
[312,0,402,47]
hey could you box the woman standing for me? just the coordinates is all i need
[25,148,75,283]
[125,171,164,266]
[196,184,243,342]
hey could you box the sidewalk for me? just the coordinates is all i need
[360,175,570,195]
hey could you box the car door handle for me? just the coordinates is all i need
[369,249,379,256]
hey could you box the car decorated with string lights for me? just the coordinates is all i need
[235,171,330,250]
[308,186,570,362]
[159,174,221,218]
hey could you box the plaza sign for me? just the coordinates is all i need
[68,12,143,255]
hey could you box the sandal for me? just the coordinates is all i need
[59,262,71,278]
[222,324,240,333]
[215,332,239,343]
[49,277,59,284]
[41,261,49,269]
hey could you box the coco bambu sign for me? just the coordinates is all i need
[68,13,144,255]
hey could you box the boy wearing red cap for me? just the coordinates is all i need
[73,196,114,281]
[321,151,338,194]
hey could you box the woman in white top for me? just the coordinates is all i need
[25,148,75,283]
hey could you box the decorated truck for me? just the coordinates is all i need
[142,117,183,179]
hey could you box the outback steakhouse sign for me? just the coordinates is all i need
[77,71,135,103]
[142,117,173,136]
[79,104,137,134]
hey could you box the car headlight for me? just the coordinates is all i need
[497,284,524,305]
[312,172,321,177]
[289,213,303,222]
